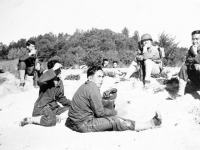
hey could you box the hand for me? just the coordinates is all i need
[35,63,40,71]
[53,63,63,71]
[136,55,143,61]
[191,45,198,55]
[29,49,36,56]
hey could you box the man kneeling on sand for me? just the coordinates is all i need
[19,56,71,127]
[65,65,162,133]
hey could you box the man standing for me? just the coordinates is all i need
[19,56,71,127]
[66,65,162,133]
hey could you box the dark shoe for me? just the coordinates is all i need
[19,83,25,87]
[19,118,30,127]
[151,112,162,127]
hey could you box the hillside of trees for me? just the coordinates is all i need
[0,28,188,67]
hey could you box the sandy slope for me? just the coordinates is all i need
[0,69,200,150]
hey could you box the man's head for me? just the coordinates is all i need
[191,30,200,47]
[26,39,35,51]
[113,61,118,68]
[140,33,153,48]
[87,65,104,88]
[102,58,109,67]
[47,56,63,80]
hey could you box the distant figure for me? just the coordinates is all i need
[102,58,110,68]
[113,61,118,68]
[19,56,71,127]
[176,30,200,99]
[66,65,162,133]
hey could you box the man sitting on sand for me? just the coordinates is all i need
[19,56,71,127]
[65,65,162,133]
[175,30,200,99]
[122,34,164,88]
[18,40,38,88]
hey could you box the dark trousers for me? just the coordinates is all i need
[33,106,69,127]
[178,64,200,85]
[66,116,135,133]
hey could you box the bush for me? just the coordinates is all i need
[0,77,7,85]
[64,74,80,80]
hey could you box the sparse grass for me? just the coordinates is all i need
[0,59,19,78]
[64,74,80,80]
[0,76,7,85]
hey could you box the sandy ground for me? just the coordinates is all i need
[0,68,200,150]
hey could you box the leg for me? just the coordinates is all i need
[19,107,58,127]
[178,64,188,82]
[18,61,26,87]
[144,59,160,81]
[124,61,138,79]
[75,111,162,133]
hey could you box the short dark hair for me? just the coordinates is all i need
[103,58,108,62]
[192,30,200,36]
[47,60,60,69]
[113,61,118,64]
[26,39,35,46]
[87,65,103,78]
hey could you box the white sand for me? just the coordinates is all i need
[0,69,200,150]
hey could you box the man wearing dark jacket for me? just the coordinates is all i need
[19,56,71,127]
[177,30,200,97]
[66,65,162,133]
[18,40,38,88]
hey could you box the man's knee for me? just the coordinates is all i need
[40,116,57,127]
[18,61,26,70]
[40,106,57,127]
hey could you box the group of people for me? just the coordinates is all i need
[19,38,162,132]
[19,30,200,133]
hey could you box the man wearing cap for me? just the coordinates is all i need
[19,56,71,127]
[175,30,200,99]
[123,33,162,87]
[65,65,162,133]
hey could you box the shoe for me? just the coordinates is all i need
[151,111,162,127]
[19,83,25,87]
[19,118,30,127]
[143,80,151,89]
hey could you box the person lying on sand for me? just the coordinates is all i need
[65,65,162,133]
[19,56,71,127]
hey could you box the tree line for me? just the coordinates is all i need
[0,28,188,67]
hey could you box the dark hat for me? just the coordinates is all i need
[48,56,63,63]
[102,88,117,101]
